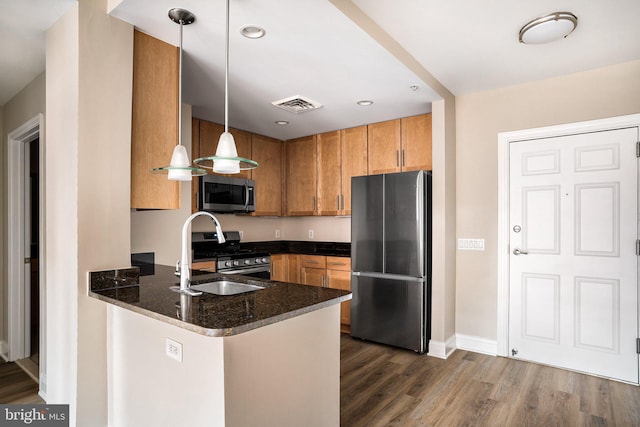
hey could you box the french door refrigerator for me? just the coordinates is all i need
[350,170,432,353]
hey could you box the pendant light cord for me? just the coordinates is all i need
[224,0,230,134]
[178,19,184,146]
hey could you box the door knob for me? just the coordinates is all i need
[513,248,529,255]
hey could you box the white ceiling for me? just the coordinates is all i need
[3,0,639,140]
[0,0,77,105]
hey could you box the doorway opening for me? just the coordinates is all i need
[6,114,44,386]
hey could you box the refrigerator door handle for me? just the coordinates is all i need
[352,271,426,283]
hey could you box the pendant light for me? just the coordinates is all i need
[150,8,207,181]
[194,0,258,174]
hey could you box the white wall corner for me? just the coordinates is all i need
[456,333,498,356]
[427,334,456,359]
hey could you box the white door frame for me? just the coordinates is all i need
[7,114,43,362]
[497,113,640,358]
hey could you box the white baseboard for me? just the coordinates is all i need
[456,333,498,356]
[428,334,456,359]
[39,372,47,402]
[0,340,8,361]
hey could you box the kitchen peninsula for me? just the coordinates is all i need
[90,265,350,427]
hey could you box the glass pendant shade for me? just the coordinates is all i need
[167,145,193,181]
[213,132,240,174]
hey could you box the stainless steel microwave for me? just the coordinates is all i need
[199,175,256,213]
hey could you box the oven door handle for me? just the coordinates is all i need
[219,266,270,275]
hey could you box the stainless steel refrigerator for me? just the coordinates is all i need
[350,170,432,353]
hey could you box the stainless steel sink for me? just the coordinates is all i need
[190,280,265,296]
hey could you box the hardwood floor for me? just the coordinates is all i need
[0,359,43,404]
[2,336,638,425]
[340,334,640,426]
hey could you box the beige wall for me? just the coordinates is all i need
[455,60,640,342]
[46,0,132,425]
[1,73,46,353]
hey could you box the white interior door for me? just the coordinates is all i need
[509,126,639,383]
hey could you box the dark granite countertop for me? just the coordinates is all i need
[89,265,351,337]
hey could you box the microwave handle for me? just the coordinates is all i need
[244,181,250,210]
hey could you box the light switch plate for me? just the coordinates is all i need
[165,338,183,362]
[458,238,485,251]
[308,229,314,239]
[275,229,281,239]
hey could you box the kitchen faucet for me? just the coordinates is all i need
[171,211,225,295]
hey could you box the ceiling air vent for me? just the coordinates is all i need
[271,95,323,114]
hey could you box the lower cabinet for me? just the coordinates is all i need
[299,255,351,331]
[192,260,216,272]
[270,254,299,283]
[271,253,351,330]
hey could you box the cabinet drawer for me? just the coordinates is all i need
[326,256,350,271]
[192,260,216,272]
[299,255,326,269]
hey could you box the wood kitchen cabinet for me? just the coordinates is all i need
[192,260,216,272]
[299,255,327,286]
[367,114,432,174]
[130,30,180,209]
[401,113,432,171]
[285,135,317,216]
[250,134,283,216]
[326,256,351,329]
[313,125,368,216]
[339,126,367,215]
[317,131,342,215]
[270,254,299,283]
[299,255,351,330]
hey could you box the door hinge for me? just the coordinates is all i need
[637,338,640,354]
[636,141,640,157]
[636,240,640,256]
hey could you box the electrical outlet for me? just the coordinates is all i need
[308,229,314,239]
[275,229,281,239]
[165,338,183,362]
[239,230,244,240]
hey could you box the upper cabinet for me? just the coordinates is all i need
[286,135,317,216]
[367,119,401,175]
[192,118,283,215]
[401,114,432,171]
[130,30,180,209]
[317,126,367,216]
[367,114,432,174]
[251,134,283,216]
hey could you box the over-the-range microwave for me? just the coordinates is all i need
[198,175,256,213]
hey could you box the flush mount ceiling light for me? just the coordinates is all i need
[151,8,207,181]
[519,12,578,44]
[240,25,266,39]
[194,0,258,174]
[275,120,289,125]
[357,100,374,106]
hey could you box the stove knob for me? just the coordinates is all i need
[255,258,262,264]
[233,260,240,266]
[261,257,268,263]
[244,259,251,265]
[225,261,233,267]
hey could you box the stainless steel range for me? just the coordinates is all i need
[192,231,271,279]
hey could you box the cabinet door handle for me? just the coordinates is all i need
[402,150,405,167]
[336,195,340,210]
[340,194,344,210]
[395,150,399,167]
[312,195,315,210]
[329,262,346,266]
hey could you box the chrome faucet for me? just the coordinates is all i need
[171,211,225,295]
